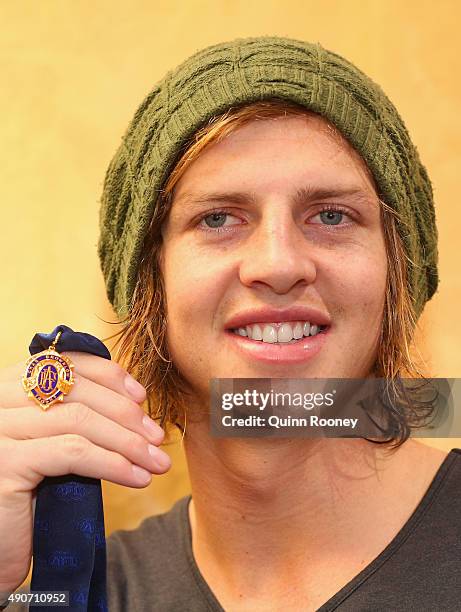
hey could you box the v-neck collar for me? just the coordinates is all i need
[179,448,460,612]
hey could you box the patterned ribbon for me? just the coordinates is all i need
[29,325,108,611]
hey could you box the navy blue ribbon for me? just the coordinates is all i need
[29,325,108,612]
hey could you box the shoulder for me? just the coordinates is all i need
[411,447,461,540]
[107,494,191,572]
[417,445,461,504]
[106,494,197,611]
[433,447,461,506]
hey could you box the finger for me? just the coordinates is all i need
[0,361,23,383]
[0,435,160,490]
[0,404,171,474]
[1,373,164,445]
[66,351,148,404]
[4,351,147,406]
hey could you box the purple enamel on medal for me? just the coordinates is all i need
[22,349,74,409]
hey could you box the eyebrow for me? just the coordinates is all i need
[172,186,377,212]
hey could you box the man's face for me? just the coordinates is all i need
[159,115,387,401]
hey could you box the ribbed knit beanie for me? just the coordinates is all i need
[98,36,438,319]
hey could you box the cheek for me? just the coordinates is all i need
[161,243,230,387]
[320,247,387,320]
[362,246,388,308]
[162,242,227,342]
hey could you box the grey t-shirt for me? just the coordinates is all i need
[4,448,461,611]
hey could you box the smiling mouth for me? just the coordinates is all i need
[228,321,329,344]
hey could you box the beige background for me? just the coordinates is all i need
[1,0,460,545]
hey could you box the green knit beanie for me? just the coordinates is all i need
[98,36,438,319]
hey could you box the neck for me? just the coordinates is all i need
[183,426,436,585]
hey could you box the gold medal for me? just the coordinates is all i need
[22,331,75,409]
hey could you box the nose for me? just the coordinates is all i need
[238,205,317,294]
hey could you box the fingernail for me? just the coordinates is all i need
[132,464,152,484]
[143,415,164,438]
[148,445,171,470]
[124,374,146,402]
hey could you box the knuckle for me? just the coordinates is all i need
[112,361,126,378]
[126,431,145,453]
[61,433,88,459]
[65,402,91,429]
[118,400,143,426]
[115,453,130,472]
[131,403,146,423]
[112,363,130,387]
[106,450,130,477]
[153,422,165,443]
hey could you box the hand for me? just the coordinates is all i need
[0,352,170,593]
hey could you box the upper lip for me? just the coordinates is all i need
[225,306,331,330]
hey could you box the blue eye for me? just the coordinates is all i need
[197,206,352,234]
[203,212,228,228]
[319,210,343,225]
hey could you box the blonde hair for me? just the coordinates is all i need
[104,100,430,450]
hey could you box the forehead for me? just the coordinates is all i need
[172,114,378,199]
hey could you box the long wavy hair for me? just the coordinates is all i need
[103,99,433,450]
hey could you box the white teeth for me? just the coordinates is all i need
[262,325,277,343]
[293,322,303,339]
[233,321,325,343]
[248,323,262,340]
[277,323,293,343]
